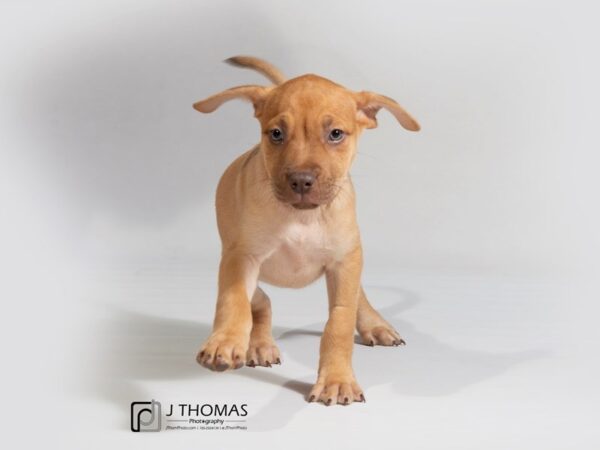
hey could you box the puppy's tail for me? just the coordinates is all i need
[224,55,286,85]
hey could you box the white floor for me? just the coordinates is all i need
[45,263,600,449]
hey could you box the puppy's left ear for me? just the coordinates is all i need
[355,91,420,131]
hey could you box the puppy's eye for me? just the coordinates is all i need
[328,129,345,143]
[269,128,284,144]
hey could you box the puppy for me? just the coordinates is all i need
[193,56,419,405]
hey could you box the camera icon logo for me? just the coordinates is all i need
[131,400,162,432]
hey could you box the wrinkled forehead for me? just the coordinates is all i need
[260,75,357,126]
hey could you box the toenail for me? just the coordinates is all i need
[215,363,229,372]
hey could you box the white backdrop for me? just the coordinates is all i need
[1,1,599,449]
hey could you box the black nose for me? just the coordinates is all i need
[288,171,316,194]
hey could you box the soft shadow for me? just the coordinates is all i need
[28,2,294,230]
[88,285,545,432]
[248,286,546,430]
[87,308,309,404]
[91,310,211,408]
[279,287,545,397]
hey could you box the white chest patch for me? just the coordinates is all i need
[258,220,333,288]
[279,221,330,252]
[258,217,349,288]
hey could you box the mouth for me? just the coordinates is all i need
[271,181,335,210]
[272,188,321,209]
[291,201,319,210]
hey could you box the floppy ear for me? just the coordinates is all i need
[355,91,420,131]
[193,85,271,117]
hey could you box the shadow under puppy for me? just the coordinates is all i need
[193,56,420,405]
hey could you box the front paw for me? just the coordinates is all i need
[359,325,405,347]
[196,333,248,371]
[308,373,365,406]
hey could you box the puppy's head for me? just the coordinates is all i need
[194,57,420,210]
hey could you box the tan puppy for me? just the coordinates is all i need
[193,56,419,406]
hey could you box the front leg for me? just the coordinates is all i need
[309,246,365,406]
[197,251,257,371]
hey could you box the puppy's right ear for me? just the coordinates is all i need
[193,85,271,117]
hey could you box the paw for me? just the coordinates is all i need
[308,374,365,406]
[246,339,281,367]
[359,325,405,347]
[196,333,248,371]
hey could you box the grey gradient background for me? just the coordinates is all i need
[1,1,599,449]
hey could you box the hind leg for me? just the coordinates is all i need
[356,287,405,346]
[246,286,282,367]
